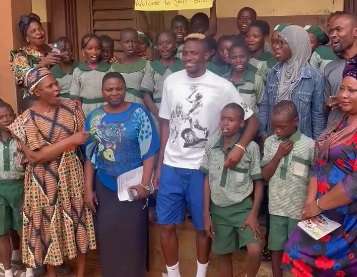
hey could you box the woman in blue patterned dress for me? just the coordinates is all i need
[282,60,357,276]
[84,72,159,277]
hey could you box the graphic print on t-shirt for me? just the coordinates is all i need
[169,84,209,148]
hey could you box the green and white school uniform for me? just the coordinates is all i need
[70,62,111,116]
[175,44,184,60]
[51,62,77,99]
[140,58,183,108]
[229,64,264,113]
[309,45,337,73]
[0,138,24,235]
[249,51,277,82]
[111,58,147,104]
[208,60,231,77]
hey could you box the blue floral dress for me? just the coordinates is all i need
[282,128,357,277]
[85,102,159,191]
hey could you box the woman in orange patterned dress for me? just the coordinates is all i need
[9,68,96,277]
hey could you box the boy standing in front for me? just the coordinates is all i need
[202,103,263,277]
[261,101,314,277]
[0,101,24,277]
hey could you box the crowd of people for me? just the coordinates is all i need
[0,3,356,277]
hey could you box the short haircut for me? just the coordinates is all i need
[120,28,138,40]
[237,7,257,20]
[0,99,15,116]
[102,72,126,88]
[249,20,270,36]
[184,36,210,52]
[217,35,241,48]
[331,12,357,27]
[81,33,101,49]
[99,35,114,48]
[230,41,250,55]
[191,12,209,28]
[272,100,298,120]
[206,36,217,51]
[171,15,189,29]
[222,103,245,120]
[157,31,176,43]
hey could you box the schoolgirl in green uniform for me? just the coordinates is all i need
[304,25,337,73]
[141,31,183,121]
[50,37,77,99]
[111,28,147,104]
[246,20,277,81]
[228,43,264,113]
[70,34,110,116]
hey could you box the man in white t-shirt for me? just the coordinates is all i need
[156,34,259,277]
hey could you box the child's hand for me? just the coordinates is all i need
[276,140,293,159]
[243,213,262,240]
[71,130,89,146]
[204,213,214,238]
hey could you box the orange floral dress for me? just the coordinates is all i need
[10,100,96,267]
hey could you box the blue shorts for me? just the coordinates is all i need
[156,164,205,230]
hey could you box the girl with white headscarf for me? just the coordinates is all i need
[258,25,327,139]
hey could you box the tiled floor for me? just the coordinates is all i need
[1,222,274,277]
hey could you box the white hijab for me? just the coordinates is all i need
[277,25,311,102]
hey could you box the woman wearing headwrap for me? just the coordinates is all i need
[7,68,96,277]
[282,56,357,277]
[304,25,337,73]
[10,13,62,97]
[259,25,326,139]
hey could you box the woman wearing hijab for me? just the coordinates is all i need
[7,68,96,277]
[282,59,357,277]
[259,25,326,140]
[10,13,62,98]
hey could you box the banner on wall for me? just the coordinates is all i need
[135,0,213,11]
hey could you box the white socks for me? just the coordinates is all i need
[166,262,181,277]
[196,260,209,277]
[4,268,13,277]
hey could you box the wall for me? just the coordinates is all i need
[180,0,344,35]
[0,0,32,111]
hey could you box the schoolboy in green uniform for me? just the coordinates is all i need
[228,43,264,113]
[261,101,314,277]
[0,101,24,277]
[202,103,263,277]
[304,25,337,73]
[50,37,77,99]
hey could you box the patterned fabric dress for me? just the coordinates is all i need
[282,127,357,276]
[9,100,96,268]
[10,45,51,97]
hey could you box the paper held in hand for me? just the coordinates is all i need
[117,166,143,202]
[298,215,341,240]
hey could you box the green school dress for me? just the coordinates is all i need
[309,45,337,73]
[70,61,111,116]
[111,59,148,104]
[140,58,183,108]
[229,64,264,113]
[51,62,77,99]
[249,51,277,82]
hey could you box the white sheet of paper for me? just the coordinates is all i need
[298,214,341,240]
[117,166,143,202]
